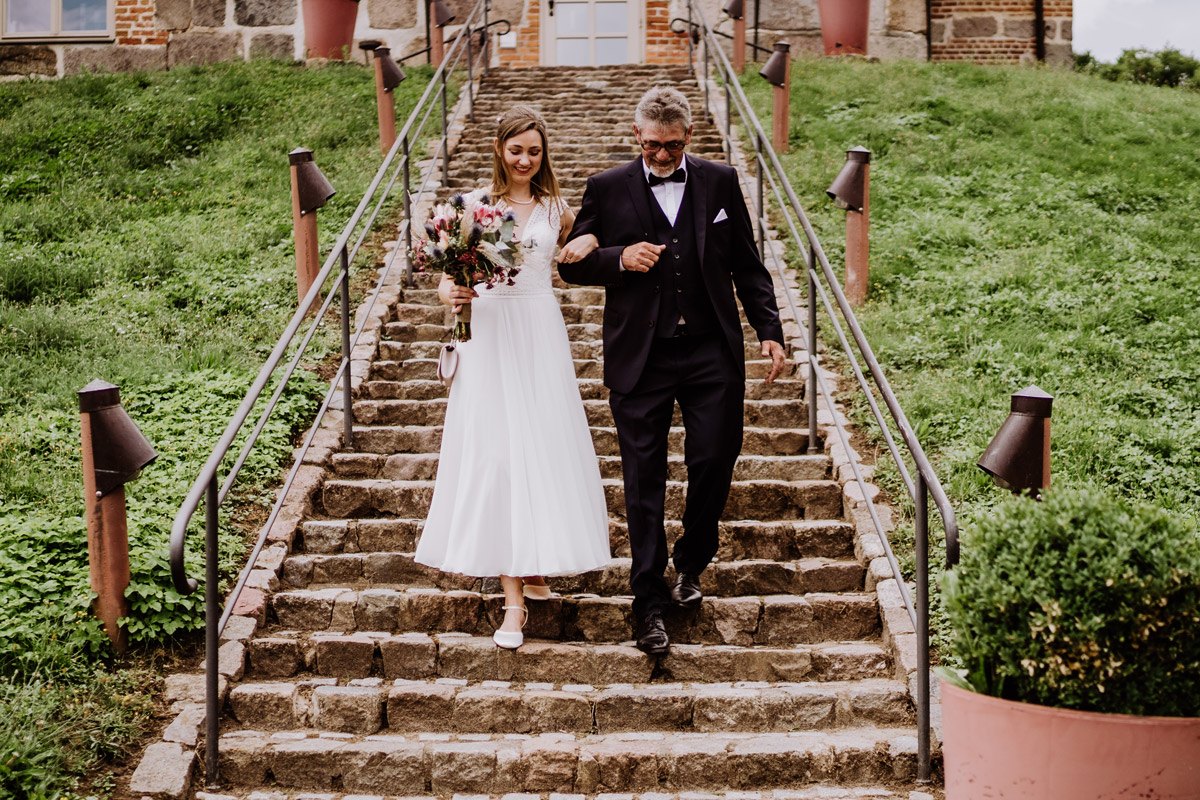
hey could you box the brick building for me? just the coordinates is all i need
[0,0,1071,78]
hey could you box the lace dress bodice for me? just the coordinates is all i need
[468,189,563,298]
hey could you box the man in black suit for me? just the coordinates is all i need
[558,86,785,655]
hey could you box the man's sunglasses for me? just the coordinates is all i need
[639,140,687,154]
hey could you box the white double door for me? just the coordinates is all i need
[543,0,643,66]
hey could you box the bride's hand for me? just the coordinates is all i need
[440,279,477,313]
[558,234,598,264]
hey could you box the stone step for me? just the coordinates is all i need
[197,789,936,800]
[298,518,856,562]
[268,590,879,644]
[216,727,924,792]
[330,452,827,483]
[246,632,890,684]
[348,425,822,459]
[226,677,911,736]
[349,397,811,430]
[280,554,864,598]
[377,336,788,364]
[368,356,795,383]
[319,478,843,521]
[362,377,809,402]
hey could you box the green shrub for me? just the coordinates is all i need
[943,488,1200,716]
[1076,47,1200,89]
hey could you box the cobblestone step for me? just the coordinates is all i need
[348,426,821,459]
[268,590,879,644]
[215,727,926,793]
[197,789,937,800]
[245,634,891,684]
[349,397,811,430]
[225,678,911,736]
[329,453,828,483]
[362,377,809,403]
[319,478,843,521]
[366,357,793,384]
[280,554,864,598]
[297,519,856,562]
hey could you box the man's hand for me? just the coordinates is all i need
[559,234,598,264]
[761,340,786,384]
[621,242,665,272]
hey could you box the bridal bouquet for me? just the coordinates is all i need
[412,193,523,341]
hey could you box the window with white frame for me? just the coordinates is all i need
[2,0,112,40]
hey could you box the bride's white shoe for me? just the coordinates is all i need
[522,578,555,601]
[492,604,528,649]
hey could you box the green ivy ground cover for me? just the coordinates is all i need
[739,59,1200,654]
[0,59,435,798]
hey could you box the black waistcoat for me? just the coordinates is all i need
[646,178,718,338]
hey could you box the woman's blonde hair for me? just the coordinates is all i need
[491,106,561,205]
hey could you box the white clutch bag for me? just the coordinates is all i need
[437,342,458,388]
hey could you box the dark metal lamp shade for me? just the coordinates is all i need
[78,380,158,497]
[826,146,871,212]
[977,385,1054,495]
[723,0,744,20]
[289,148,336,215]
[375,47,407,91]
[431,0,455,27]
[759,42,791,87]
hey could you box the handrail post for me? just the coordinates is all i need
[755,138,764,256]
[703,29,711,123]
[723,80,732,163]
[340,246,354,449]
[482,0,490,77]
[806,246,820,454]
[204,476,220,788]
[441,75,450,186]
[915,469,931,783]
[466,33,476,123]
[403,135,414,289]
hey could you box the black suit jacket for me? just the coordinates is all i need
[560,155,784,395]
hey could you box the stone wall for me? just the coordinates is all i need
[931,0,1074,65]
[0,0,1073,79]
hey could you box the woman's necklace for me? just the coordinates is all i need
[506,194,535,205]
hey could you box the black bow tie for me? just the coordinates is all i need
[648,169,686,186]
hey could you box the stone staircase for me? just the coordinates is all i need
[190,65,937,800]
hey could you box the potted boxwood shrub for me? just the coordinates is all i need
[303,0,360,60]
[939,488,1200,798]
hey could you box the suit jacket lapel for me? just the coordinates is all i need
[623,157,655,236]
[687,154,709,265]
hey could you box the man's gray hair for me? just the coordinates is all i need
[635,86,692,131]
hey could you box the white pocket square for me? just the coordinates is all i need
[713,208,729,223]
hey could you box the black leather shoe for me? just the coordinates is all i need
[635,612,670,655]
[671,573,703,608]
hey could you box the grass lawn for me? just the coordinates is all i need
[740,59,1200,653]
[0,58,434,798]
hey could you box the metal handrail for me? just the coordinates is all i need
[166,0,492,787]
[684,0,959,783]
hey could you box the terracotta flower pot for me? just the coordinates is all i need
[816,0,869,57]
[303,0,359,60]
[942,680,1200,799]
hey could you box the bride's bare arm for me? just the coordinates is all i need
[558,209,599,263]
[438,274,477,313]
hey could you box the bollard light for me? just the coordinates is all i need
[827,146,871,305]
[289,148,335,303]
[79,379,156,653]
[725,0,747,73]
[978,385,1054,497]
[827,146,870,212]
[759,42,791,152]
[376,47,407,90]
[431,0,455,26]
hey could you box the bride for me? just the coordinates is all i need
[414,106,609,649]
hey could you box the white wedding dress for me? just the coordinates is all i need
[414,192,611,577]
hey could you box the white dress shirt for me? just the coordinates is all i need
[642,158,688,226]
